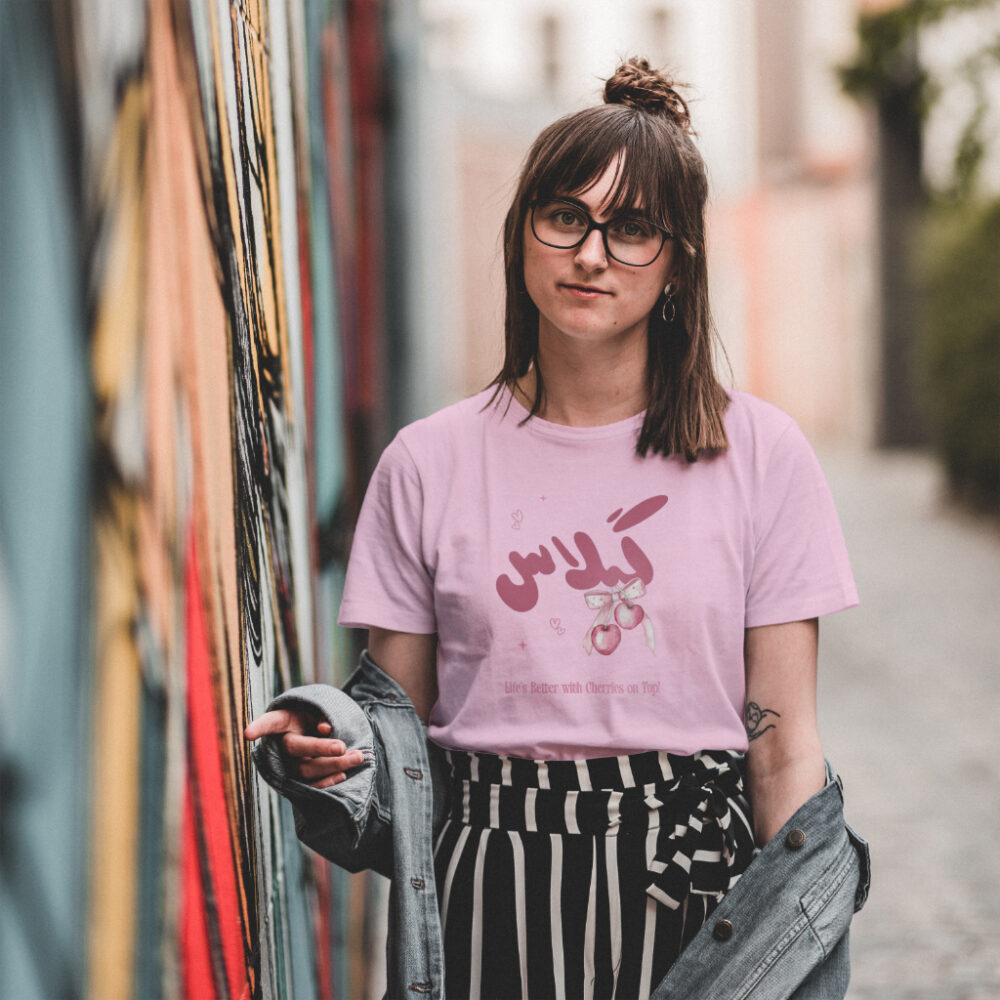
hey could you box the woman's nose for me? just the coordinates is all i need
[574,228,608,271]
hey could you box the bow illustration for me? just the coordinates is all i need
[582,578,655,654]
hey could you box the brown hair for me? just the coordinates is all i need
[490,57,730,460]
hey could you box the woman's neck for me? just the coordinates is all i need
[516,329,649,427]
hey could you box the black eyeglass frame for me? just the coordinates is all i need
[528,198,674,267]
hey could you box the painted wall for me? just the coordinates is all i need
[1,0,389,997]
[0,5,91,998]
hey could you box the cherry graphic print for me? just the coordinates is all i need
[591,624,622,655]
[614,602,645,630]
[584,578,655,655]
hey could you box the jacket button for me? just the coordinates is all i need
[713,919,734,941]
[786,828,807,849]
[403,767,424,781]
[410,877,425,890]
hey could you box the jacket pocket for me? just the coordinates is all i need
[845,820,871,912]
[799,826,858,958]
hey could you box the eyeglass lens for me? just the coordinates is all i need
[531,201,666,266]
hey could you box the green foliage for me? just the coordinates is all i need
[950,99,987,201]
[837,2,931,105]
[842,0,1000,507]
[837,0,998,194]
[945,36,1000,201]
[919,199,1000,509]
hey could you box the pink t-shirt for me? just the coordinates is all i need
[339,388,858,759]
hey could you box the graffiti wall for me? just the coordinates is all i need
[1,0,388,997]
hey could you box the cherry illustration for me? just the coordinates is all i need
[591,624,622,655]
[614,602,645,630]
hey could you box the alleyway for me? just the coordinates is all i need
[817,450,1000,1000]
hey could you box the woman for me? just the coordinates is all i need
[246,58,862,999]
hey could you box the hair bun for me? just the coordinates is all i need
[604,57,693,133]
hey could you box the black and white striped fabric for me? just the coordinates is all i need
[434,748,757,1000]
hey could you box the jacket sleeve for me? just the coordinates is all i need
[250,684,393,879]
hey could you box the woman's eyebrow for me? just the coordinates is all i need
[549,194,590,210]
[609,206,652,220]
[551,194,651,220]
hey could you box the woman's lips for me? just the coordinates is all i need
[559,283,612,299]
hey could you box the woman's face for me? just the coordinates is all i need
[522,158,676,352]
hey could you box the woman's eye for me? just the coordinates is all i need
[614,219,655,240]
[552,209,584,227]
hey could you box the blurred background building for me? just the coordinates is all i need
[403,0,999,455]
[1,0,998,998]
[408,0,876,446]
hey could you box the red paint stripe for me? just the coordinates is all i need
[313,855,335,999]
[298,173,316,443]
[348,0,384,417]
[181,782,217,1000]
[186,526,252,999]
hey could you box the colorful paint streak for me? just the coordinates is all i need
[0,3,91,998]
[47,0,387,997]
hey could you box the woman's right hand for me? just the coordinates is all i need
[244,709,365,789]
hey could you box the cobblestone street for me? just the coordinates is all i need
[817,450,1000,1000]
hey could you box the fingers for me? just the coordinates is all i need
[311,773,347,789]
[280,733,352,758]
[244,708,311,742]
[296,751,365,780]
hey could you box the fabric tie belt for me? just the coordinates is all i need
[442,748,756,911]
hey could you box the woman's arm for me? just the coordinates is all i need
[368,626,438,723]
[743,618,825,846]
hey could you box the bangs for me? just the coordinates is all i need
[528,107,675,231]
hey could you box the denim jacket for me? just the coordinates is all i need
[252,653,870,1000]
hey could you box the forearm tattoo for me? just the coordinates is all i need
[744,701,781,742]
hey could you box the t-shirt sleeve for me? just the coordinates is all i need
[745,421,858,627]
[337,435,437,633]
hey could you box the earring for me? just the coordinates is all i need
[661,283,676,324]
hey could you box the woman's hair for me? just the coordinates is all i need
[490,57,730,460]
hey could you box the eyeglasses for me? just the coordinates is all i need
[529,199,673,267]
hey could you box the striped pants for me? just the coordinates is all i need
[433,748,756,1000]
